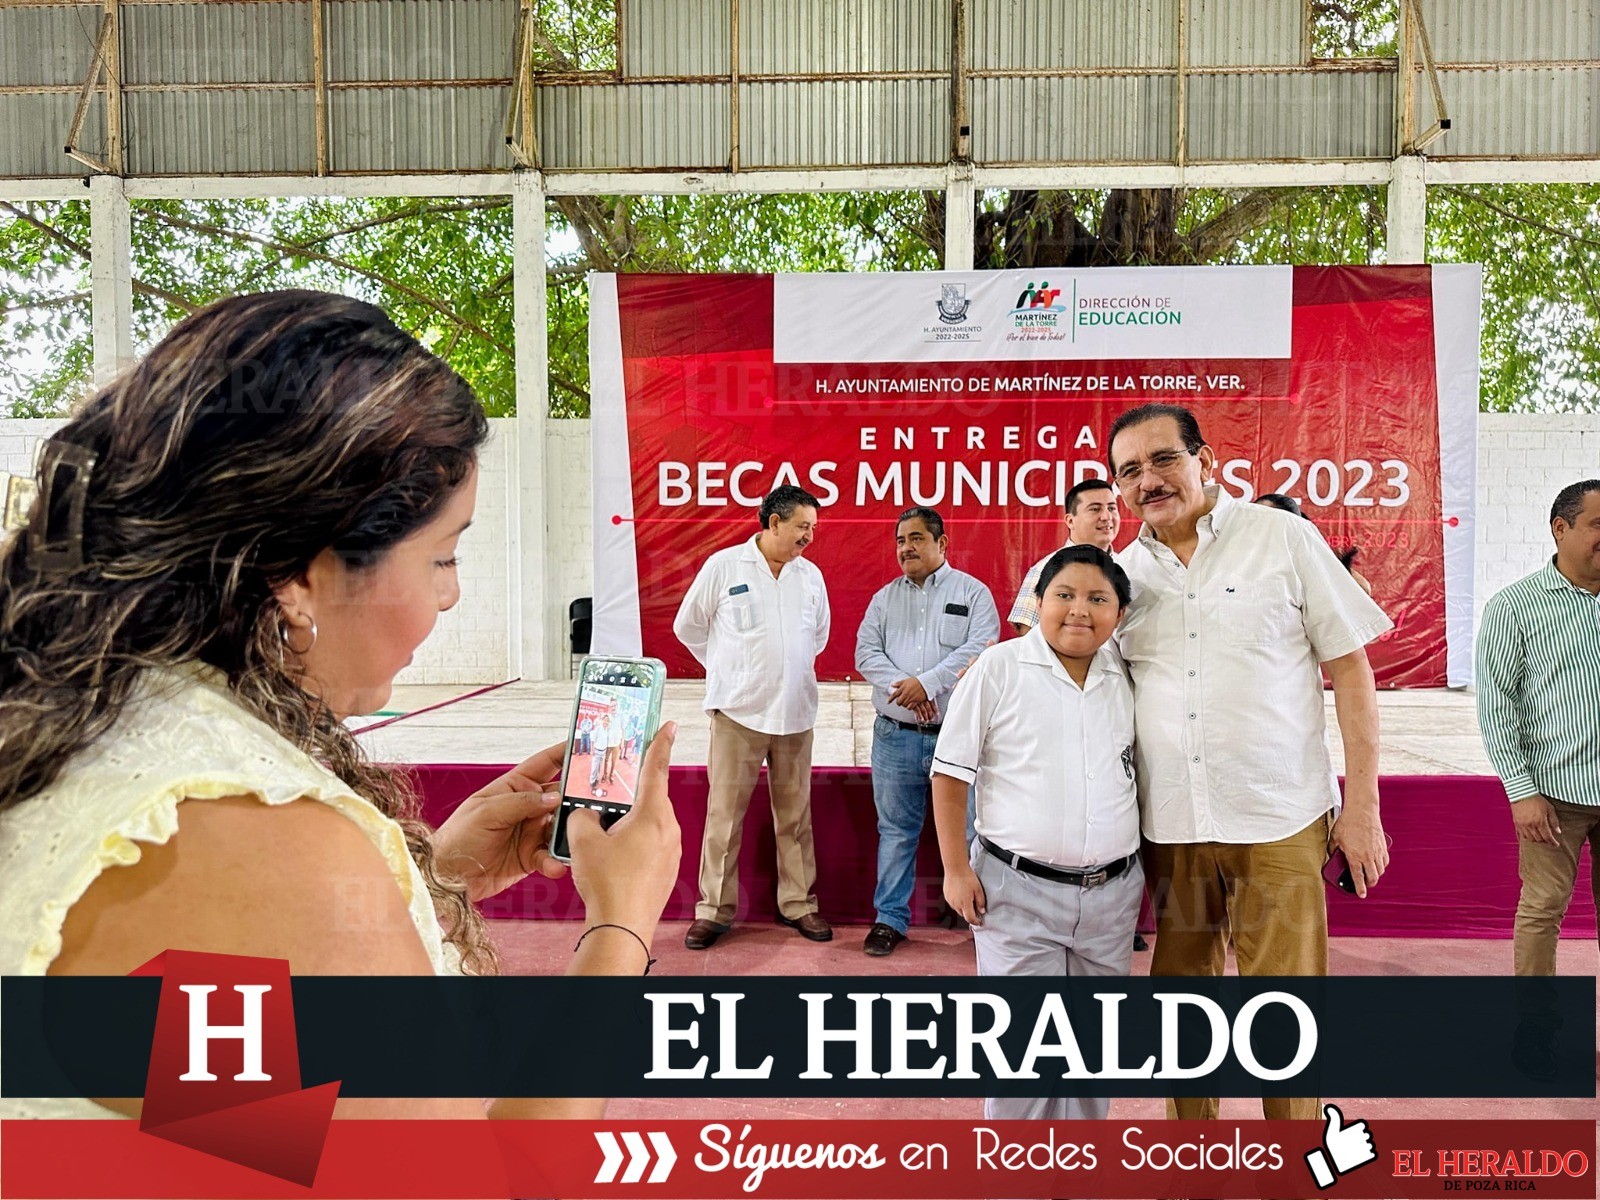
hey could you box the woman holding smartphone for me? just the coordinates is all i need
[0,290,681,1120]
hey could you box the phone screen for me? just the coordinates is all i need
[550,658,660,860]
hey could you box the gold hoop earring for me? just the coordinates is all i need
[279,616,318,657]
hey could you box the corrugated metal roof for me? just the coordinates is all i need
[121,3,312,85]
[0,92,98,177]
[9,0,1600,178]
[1429,67,1597,157]
[971,74,1175,162]
[536,82,729,170]
[969,0,1177,70]
[740,78,946,166]
[1186,70,1393,159]
[1188,0,1303,67]
[331,85,511,170]
[126,89,317,173]
[740,0,947,75]
[328,0,516,82]
[622,0,730,77]
[0,5,102,89]
[124,89,315,175]
[1421,0,1600,63]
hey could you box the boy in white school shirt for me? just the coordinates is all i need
[930,543,1141,1122]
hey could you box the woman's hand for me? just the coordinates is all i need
[568,722,682,948]
[431,743,569,902]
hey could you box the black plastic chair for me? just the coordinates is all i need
[569,597,593,674]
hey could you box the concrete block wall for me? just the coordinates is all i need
[0,418,66,476]
[400,417,593,685]
[544,416,595,635]
[396,419,514,686]
[1475,414,1600,620]
[3,414,1595,684]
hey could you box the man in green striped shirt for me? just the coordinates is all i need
[1475,478,1600,981]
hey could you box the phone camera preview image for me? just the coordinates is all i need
[549,658,661,862]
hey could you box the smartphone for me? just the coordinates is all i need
[1322,848,1357,894]
[548,655,667,863]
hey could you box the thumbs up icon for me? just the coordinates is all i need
[1305,1104,1377,1189]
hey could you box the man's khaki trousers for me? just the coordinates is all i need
[1515,797,1600,976]
[695,710,820,925]
[1144,814,1329,1121]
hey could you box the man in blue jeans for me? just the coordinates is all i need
[854,507,999,955]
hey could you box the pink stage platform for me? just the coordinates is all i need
[412,766,1596,939]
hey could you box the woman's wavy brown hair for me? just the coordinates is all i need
[0,290,496,973]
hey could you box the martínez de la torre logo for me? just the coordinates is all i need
[1004,279,1185,342]
[1007,279,1068,342]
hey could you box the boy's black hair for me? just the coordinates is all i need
[1033,543,1131,608]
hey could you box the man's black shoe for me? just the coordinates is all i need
[862,923,906,957]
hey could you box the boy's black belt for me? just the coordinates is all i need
[882,715,941,733]
[979,836,1136,888]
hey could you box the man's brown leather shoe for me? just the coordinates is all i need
[777,912,833,942]
[684,919,730,950]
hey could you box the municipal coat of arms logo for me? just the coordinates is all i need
[936,283,970,324]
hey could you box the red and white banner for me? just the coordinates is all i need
[6,1118,1590,1198]
[590,266,1480,688]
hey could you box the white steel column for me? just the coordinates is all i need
[512,169,553,680]
[1387,155,1428,264]
[88,174,133,384]
[944,161,975,270]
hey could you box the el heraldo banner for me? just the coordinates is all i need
[589,266,1481,688]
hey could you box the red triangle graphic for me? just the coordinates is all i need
[142,1081,341,1187]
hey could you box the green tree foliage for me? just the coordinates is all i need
[973,187,1384,269]
[4,182,1599,417]
[1,195,517,416]
[1309,0,1400,59]
[544,191,942,411]
[0,190,940,418]
[533,0,618,70]
[0,200,93,417]
[1432,185,1600,412]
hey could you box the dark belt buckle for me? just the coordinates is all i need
[1081,868,1109,889]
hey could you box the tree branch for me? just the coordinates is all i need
[1,200,90,259]
[552,195,621,271]
[1184,188,1289,262]
[283,198,508,252]
[234,197,509,290]
[0,291,91,316]
[549,369,589,406]
[1,201,198,315]
[137,208,511,356]
[1440,186,1600,252]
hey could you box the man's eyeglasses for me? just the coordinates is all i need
[1112,448,1194,487]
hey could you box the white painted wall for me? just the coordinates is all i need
[0,419,67,473]
[2,413,1593,685]
[1474,413,1600,621]
[399,419,513,685]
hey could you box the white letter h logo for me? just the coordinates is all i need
[178,985,273,1082]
